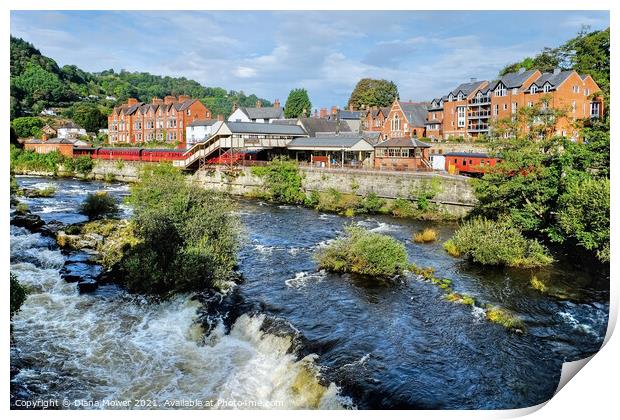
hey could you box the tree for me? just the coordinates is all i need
[11,116,44,138]
[64,102,107,132]
[347,78,399,109]
[284,88,312,118]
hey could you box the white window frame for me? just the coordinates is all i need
[457,106,466,128]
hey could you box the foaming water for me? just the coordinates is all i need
[11,225,344,409]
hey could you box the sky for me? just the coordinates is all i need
[10,10,609,109]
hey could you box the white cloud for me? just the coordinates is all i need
[234,66,257,78]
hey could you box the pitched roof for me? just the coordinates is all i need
[188,119,218,127]
[528,70,574,90]
[287,133,370,149]
[375,137,431,148]
[337,110,363,120]
[58,121,84,130]
[299,118,352,136]
[491,69,538,89]
[239,106,284,120]
[226,121,306,135]
[24,138,75,144]
[399,102,428,127]
[448,80,485,97]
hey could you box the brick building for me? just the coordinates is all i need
[108,95,211,145]
[363,106,390,132]
[429,68,603,141]
[382,100,428,140]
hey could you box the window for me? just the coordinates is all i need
[573,85,580,93]
[572,101,576,113]
[391,114,401,131]
[591,102,600,118]
[457,92,464,101]
[530,85,537,94]
[527,101,533,107]
[543,84,551,93]
[448,93,454,101]
[503,104,508,111]
[512,88,518,95]
[457,106,466,128]
[432,112,436,120]
[511,103,517,114]
[495,84,506,97]
[493,104,499,116]
[585,88,590,96]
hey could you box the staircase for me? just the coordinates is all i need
[173,134,223,169]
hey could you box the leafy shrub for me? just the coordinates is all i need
[79,191,119,220]
[389,198,417,218]
[446,218,553,267]
[315,225,408,280]
[443,239,461,257]
[413,228,438,243]
[11,116,44,138]
[251,157,305,204]
[10,144,64,173]
[359,192,386,214]
[64,155,94,175]
[121,164,240,296]
[10,273,28,316]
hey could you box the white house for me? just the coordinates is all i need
[57,122,87,139]
[228,100,284,123]
[186,119,222,144]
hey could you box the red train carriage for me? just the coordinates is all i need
[444,152,500,175]
[73,147,98,158]
[97,147,142,161]
[141,148,187,162]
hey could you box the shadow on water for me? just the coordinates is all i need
[11,176,609,410]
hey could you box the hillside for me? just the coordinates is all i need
[10,36,272,121]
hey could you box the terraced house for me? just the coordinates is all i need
[108,95,211,144]
[429,68,603,141]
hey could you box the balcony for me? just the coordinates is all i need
[467,124,489,132]
[468,110,491,118]
[469,96,491,105]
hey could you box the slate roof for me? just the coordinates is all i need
[188,119,219,127]
[299,118,352,136]
[58,121,84,129]
[367,107,390,117]
[226,121,306,135]
[448,80,485,97]
[489,69,538,90]
[24,138,75,144]
[375,137,431,148]
[287,134,369,148]
[527,70,574,90]
[239,107,284,120]
[336,110,364,120]
[399,102,429,127]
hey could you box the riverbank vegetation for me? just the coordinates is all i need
[10,144,94,175]
[444,218,553,268]
[120,164,240,296]
[10,273,28,317]
[315,225,409,280]
[79,191,119,220]
[413,228,439,243]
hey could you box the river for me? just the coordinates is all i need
[10,176,609,409]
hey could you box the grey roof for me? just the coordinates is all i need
[375,137,431,148]
[287,134,367,148]
[448,80,485,97]
[334,110,363,120]
[528,70,574,90]
[25,138,75,144]
[58,121,84,129]
[368,107,390,117]
[361,131,381,146]
[226,121,306,135]
[490,69,538,90]
[240,106,284,120]
[188,119,218,127]
[299,118,352,136]
[399,102,428,127]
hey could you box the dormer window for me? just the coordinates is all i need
[448,93,454,102]
[543,84,551,93]
[512,88,518,95]
[457,92,464,101]
[530,85,538,94]
[494,84,506,97]
[476,92,482,99]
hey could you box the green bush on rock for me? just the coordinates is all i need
[10,273,28,316]
[444,218,553,267]
[315,225,408,280]
[80,191,119,220]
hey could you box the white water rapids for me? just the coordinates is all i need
[10,226,346,409]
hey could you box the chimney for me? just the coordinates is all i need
[319,108,327,118]
[178,95,190,102]
[255,100,262,108]
[553,68,561,75]
[518,67,526,74]
[127,98,139,105]
[164,95,175,104]
[349,104,354,111]
[206,110,212,119]
[373,105,378,111]
[313,109,318,118]
[217,114,224,121]
[331,106,337,116]
[152,97,163,104]
[274,99,280,108]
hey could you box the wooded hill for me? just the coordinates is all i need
[10,36,272,121]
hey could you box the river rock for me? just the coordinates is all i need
[60,261,103,284]
[38,220,66,238]
[11,213,45,232]
[56,231,104,250]
[77,280,99,293]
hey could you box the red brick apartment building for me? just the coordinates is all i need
[108,95,211,145]
[429,68,603,141]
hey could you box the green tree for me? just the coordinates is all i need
[64,102,107,132]
[347,78,399,109]
[11,116,44,138]
[284,88,312,118]
[121,165,240,296]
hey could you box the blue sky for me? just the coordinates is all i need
[10,10,609,109]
